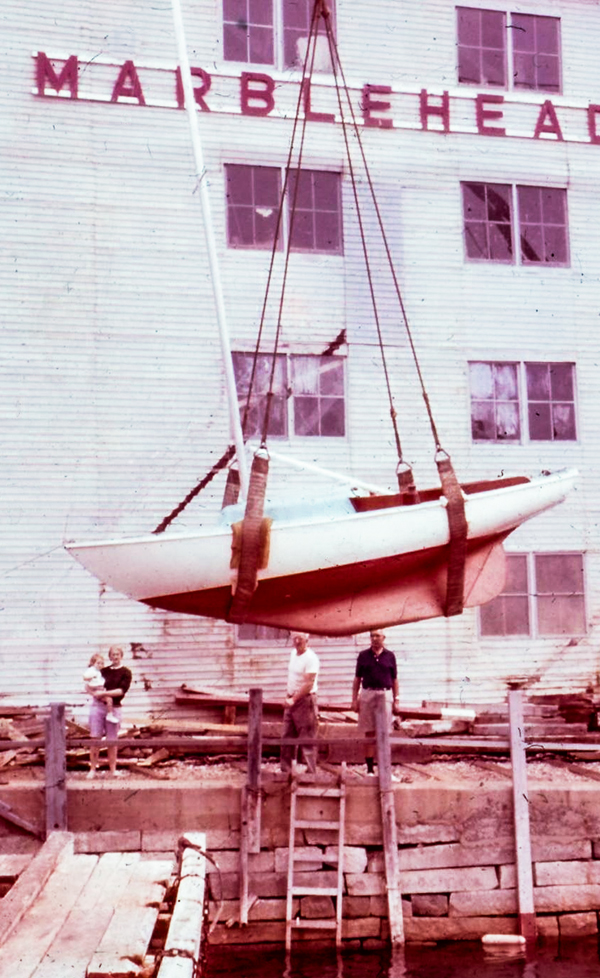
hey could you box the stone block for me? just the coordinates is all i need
[398,842,514,872]
[369,895,395,917]
[295,870,338,892]
[532,839,591,862]
[401,865,498,895]
[74,830,141,853]
[535,884,600,913]
[412,894,449,917]
[559,912,598,938]
[593,839,600,859]
[209,871,289,900]
[140,830,180,852]
[404,915,518,942]
[324,846,367,873]
[346,872,385,896]
[205,828,241,850]
[208,898,298,922]
[342,917,381,939]
[449,889,517,916]
[534,860,600,887]
[499,865,516,889]
[300,895,335,918]
[343,896,370,918]
[536,915,559,939]
[206,850,240,874]
[398,824,459,845]
[274,847,322,873]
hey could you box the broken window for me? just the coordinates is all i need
[223,0,335,70]
[480,554,529,636]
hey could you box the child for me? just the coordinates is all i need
[83,653,119,723]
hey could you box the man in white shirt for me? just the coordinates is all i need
[281,632,319,774]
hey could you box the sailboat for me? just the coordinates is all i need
[66,0,576,637]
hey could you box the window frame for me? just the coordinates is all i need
[469,360,578,445]
[222,0,336,71]
[462,182,569,267]
[232,350,347,441]
[456,7,562,94]
[479,552,587,638]
[225,163,343,256]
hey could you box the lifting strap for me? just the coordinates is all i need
[436,452,468,617]
[228,452,271,623]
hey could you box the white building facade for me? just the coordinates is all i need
[1,0,598,716]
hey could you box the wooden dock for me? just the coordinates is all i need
[0,832,176,978]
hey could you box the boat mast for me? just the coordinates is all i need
[170,0,249,500]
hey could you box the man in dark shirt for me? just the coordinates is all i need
[351,630,399,773]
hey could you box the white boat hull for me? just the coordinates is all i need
[65,468,577,635]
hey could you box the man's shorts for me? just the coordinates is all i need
[89,699,122,741]
[358,688,392,734]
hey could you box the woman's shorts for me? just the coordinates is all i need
[89,699,122,740]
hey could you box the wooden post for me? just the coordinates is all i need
[247,687,263,854]
[508,685,537,942]
[45,703,67,836]
[240,688,263,925]
[374,692,404,944]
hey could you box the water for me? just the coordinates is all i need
[205,940,600,978]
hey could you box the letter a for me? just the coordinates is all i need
[111,61,146,105]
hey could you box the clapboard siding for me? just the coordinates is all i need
[1,0,599,716]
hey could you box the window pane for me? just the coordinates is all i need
[226,165,281,249]
[482,49,505,86]
[494,363,518,400]
[290,211,315,250]
[552,403,576,440]
[512,14,535,52]
[315,210,341,252]
[528,401,552,441]
[292,356,319,394]
[536,553,583,593]
[520,225,543,263]
[537,16,559,54]
[512,14,561,92]
[320,398,345,436]
[463,183,486,220]
[288,170,342,254]
[538,595,585,635]
[249,26,274,63]
[320,358,344,395]
[463,183,512,262]
[457,7,505,86]
[227,204,254,246]
[249,0,273,26]
[481,9,504,48]
[223,23,249,61]
[294,396,320,435]
[487,185,511,223]
[233,352,287,438]
[224,0,246,19]
[518,186,542,224]
[457,7,479,45]
[550,363,574,400]
[518,186,568,266]
[489,223,513,261]
[283,0,335,69]
[526,362,549,400]
[544,224,568,264]
[465,222,488,259]
[513,51,535,88]
[471,401,495,440]
[496,401,520,440]
[505,554,528,592]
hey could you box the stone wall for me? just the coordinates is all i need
[4,778,600,945]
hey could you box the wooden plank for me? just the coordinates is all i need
[32,852,141,978]
[508,687,537,943]
[0,798,41,837]
[157,834,206,978]
[375,692,404,945]
[0,832,73,946]
[0,853,34,879]
[45,704,67,835]
[0,853,98,978]
[86,858,174,978]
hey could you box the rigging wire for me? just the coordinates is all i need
[321,11,444,455]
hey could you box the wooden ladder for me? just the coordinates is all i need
[285,762,346,950]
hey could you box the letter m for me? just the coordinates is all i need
[36,52,78,98]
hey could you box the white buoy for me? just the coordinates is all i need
[482,934,527,945]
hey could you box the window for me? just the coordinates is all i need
[223,0,335,70]
[480,553,585,637]
[458,7,506,87]
[457,8,561,93]
[462,183,568,266]
[480,554,529,635]
[233,351,345,438]
[226,164,342,254]
[469,362,576,443]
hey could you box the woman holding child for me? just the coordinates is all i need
[84,645,132,778]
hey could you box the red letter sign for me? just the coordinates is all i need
[36,52,78,99]
[420,90,450,133]
[240,72,275,117]
[534,100,563,140]
[111,61,146,105]
[175,67,212,111]
[361,84,393,129]
[302,79,335,123]
[588,104,600,144]
[476,94,505,137]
